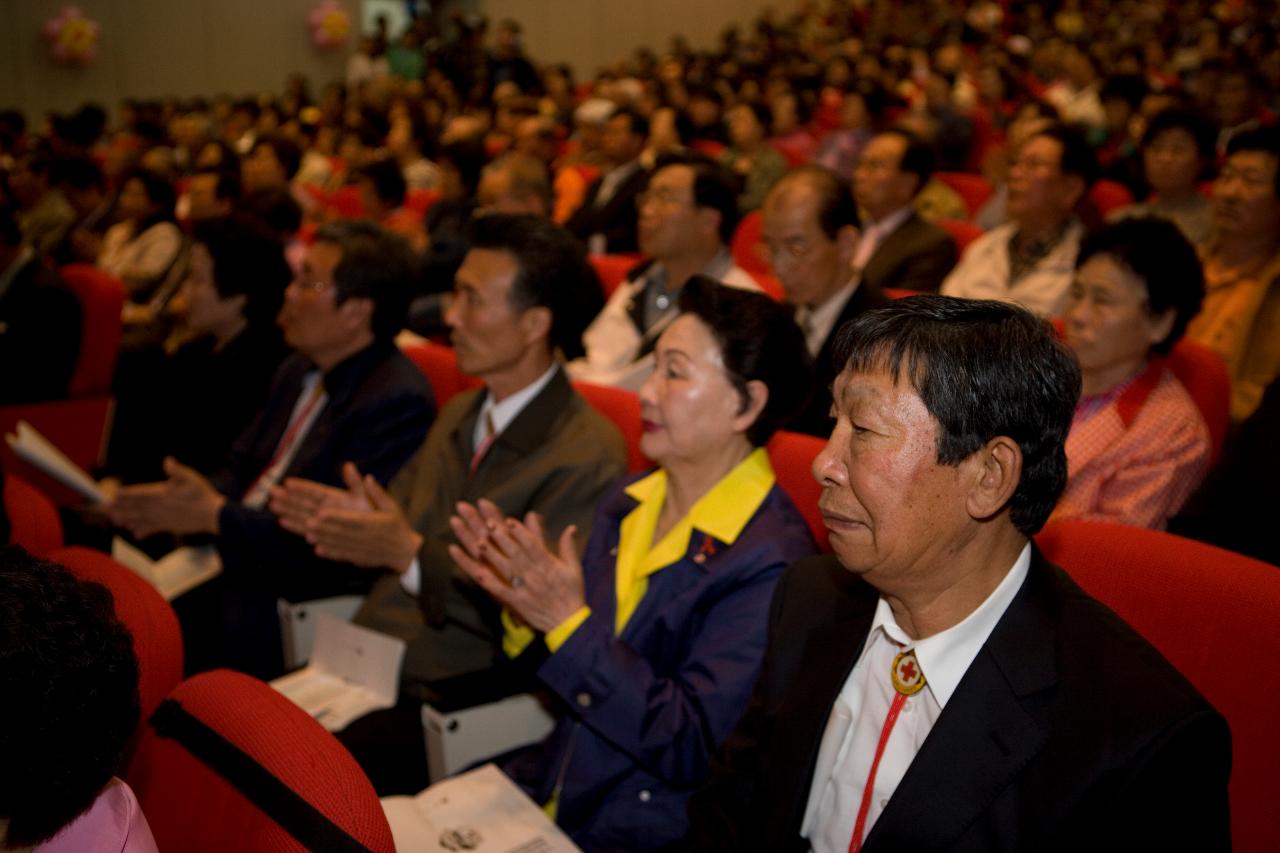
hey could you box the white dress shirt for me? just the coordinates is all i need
[399,364,560,595]
[850,206,913,275]
[803,543,1032,852]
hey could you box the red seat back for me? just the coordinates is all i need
[0,397,115,503]
[572,381,650,473]
[589,254,644,299]
[58,264,126,396]
[934,172,995,218]
[400,341,482,408]
[404,188,441,217]
[730,209,771,278]
[766,430,830,553]
[326,184,366,219]
[3,473,63,555]
[1166,338,1231,465]
[130,670,394,853]
[1087,179,1135,218]
[48,546,182,768]
[1036,520,1280,852]
[937,218,985,257]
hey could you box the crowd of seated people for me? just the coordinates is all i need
[2,0,1280,847]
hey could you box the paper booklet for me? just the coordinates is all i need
[271,613,406,732]
[381,763,582,853]
[4,420,105,503]
[110,538,223,601]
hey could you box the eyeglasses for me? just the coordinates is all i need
[292,275,332,295]
[637,188,694,209]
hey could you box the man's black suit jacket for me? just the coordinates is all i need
[788,282,889,438]
[210,341,436,602]
[683,548,1231,852]
[861,211,957,294]
[564,164,649,255]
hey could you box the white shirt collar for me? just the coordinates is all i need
[864,205,913,241]
[869,542,1032,708]
[474,362,560,446]
[801,278,859,357]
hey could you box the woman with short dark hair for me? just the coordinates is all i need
[450,277,817,851]
[96,167,182,302]
[1053,216,1210,528]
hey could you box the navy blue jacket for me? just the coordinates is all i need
[504,473,816,852]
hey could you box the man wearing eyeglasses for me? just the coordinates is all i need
[761,166,887,438]
[107,220,435,678]
[942,123,1095,317]
[567,151,759,391]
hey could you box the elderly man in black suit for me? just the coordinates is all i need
[682,296,1230,852]
[851,129,957,293]
[761,165,887,437]
[564,107,649,255]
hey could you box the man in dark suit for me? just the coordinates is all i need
[564,108,649,254]
[107,220,436,677]
[0,204,81,405]
[761,166,887,437]
[682,296,1231,852]
[851,129,957,293]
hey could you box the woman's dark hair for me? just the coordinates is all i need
[251,134,303,180]
[678,275,812,446]
[357,156,407,208]
[120,166,176,228]
[438,138,487,197]
[192,214,291,328]
[1074,217,1205,355]
[831,295,1082,536]
[0,545,140,847]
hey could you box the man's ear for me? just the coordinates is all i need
[697,206,722,241]
[966,435,1022,522]
[836,224,861,266]
[519,304,552,347]
[338,295,375,334]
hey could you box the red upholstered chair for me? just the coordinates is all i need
[937,218,985,257]
[766,430,830,553]
[933,172,994,218]
[572,381,650,474]
[730,209,772,278]
[399,340,482,407]
[3,472,63,556]
[130,669,394,853]
[589,253,644,299]
[1087,179,1135,218]
[47,546,182,767]
[404,188,441,217]
[57,263,126,397]
[1166,338,1231,465]
[1035,520,1280,853]
[326,184,366,219]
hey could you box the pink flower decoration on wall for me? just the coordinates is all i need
[43,6,100,65]
[308,1,351,50]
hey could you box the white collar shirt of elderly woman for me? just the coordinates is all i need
[446,310,768,636]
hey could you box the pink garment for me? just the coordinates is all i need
[37,778,157,853]
[1054,362,1210,529]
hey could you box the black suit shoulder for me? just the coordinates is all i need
[863,212,958,294]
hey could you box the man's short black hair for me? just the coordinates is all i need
[832,295,1081,536]
[775,165,861,240]
[357,156,407,208]
[193,214,291,328]
[51,156,105,191]
[609,107,650,141]
[1032,122,1098,187]
[1225,125,1280,198]
[1075,217,1204,355]
[652,150,742,243]
[313,220,416,342]
[467,213,602,360]
[0,545,140,848]
[881,127,935,197]
[679,275,812,446]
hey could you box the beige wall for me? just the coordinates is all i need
[0,0,354,120]
[0,0,789,121]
